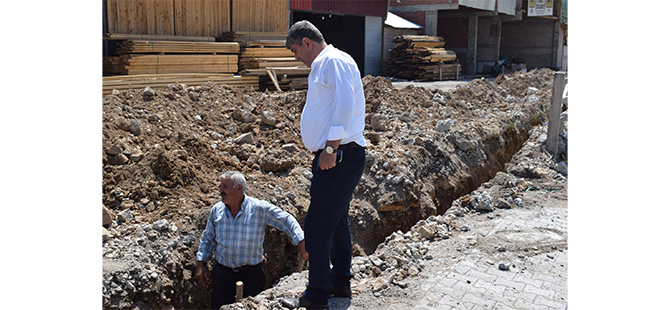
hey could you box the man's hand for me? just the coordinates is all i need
[319,151,337,170]
[195,261,210,287]
[297,240,309,261]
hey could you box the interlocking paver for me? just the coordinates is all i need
[409,205,567,310]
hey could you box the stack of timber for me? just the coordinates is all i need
[117,40,239,54]
[104,33,216,42]
[104,37,240,75]
[383,35,461,81]
[222,31,310,91]
[102,73,259,95]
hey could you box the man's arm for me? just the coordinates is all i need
[264,202,306,255]
[297,239,308,260]
[195,261,210,287]
[195,206,217,286]
[319,139,340,170]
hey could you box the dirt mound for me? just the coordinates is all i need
[102,69,557,309]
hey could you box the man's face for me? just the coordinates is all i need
[219,178,241,204]
[289,38,315,67]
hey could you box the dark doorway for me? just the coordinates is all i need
[291,11,365,76]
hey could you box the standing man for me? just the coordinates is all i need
[281,20,367,310]
[195,171,308,309]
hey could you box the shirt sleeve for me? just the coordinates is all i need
[263,202,304,246]
[196,206,217,261]
[324,57,357,141]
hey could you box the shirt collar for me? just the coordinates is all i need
[312,44,334,68]
[224,194,247,219]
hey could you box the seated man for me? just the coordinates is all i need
[195,170,308,309]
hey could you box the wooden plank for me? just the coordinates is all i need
[174,0,187,36]
[231,0,287,32]
[123,55,238,65]
[106,0,119,33]
[123,65,238,75]
[157,0,174,35]
[146,0,156,34]
[241,67,311,76]
[241,47,293,58]
[104,33,216,42]
[117,40,240,54]
[267,69,283,92]
[103,74,259,94]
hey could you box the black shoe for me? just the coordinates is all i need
[281,295,330,309]
[329,285,352,298]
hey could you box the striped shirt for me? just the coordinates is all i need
[196,195,304,268]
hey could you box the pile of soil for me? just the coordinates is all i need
[102,69,559,309]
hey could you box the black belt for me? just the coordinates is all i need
[314,142,363,155]
[338,142,363,150]
[219,262,261,273]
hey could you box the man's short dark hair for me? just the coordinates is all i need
[285,20,325,49]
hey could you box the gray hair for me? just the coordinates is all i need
[219,171,246,194]
[285,20,325,49]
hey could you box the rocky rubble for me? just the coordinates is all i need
[220,120,567,310]
[102,69,559,309]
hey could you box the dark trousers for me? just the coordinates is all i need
[211,262,265,309]
[304,146,365,304]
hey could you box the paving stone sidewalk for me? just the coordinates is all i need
[411,206,568,310]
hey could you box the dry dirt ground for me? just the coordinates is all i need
[102,69,565,309]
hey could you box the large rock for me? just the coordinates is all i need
[471,191,494,211]
[103,206,113,226]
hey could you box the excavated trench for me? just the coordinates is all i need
[348,120,536,256]
[102,69,556,310]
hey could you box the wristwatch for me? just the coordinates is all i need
[325,145,336,154]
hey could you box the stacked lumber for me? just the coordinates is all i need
[115,54,239,75]
[103,56,123,75]
[105,38,240,75]
[383,35,461,81]
[221,31,310,91]
[219,31,286,43]
[102,73,259,95]
[104,33,216,42]
[241,67,311,91]
[117,40,240,54]
[238,44,297,70]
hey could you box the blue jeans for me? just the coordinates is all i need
[304,146,365,304]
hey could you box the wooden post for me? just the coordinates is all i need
[439,56,443,81]
[546,71,567,160]
[267,69,283,92]
[296,257,305,273]
[235,281,243,302]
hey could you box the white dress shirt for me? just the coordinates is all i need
[300,44,366,152]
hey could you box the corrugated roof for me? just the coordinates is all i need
[385,12,423,29]
[290,0,388,18]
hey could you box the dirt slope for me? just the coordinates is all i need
[102,69,560,309]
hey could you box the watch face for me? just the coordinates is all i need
[326,146,334,154]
